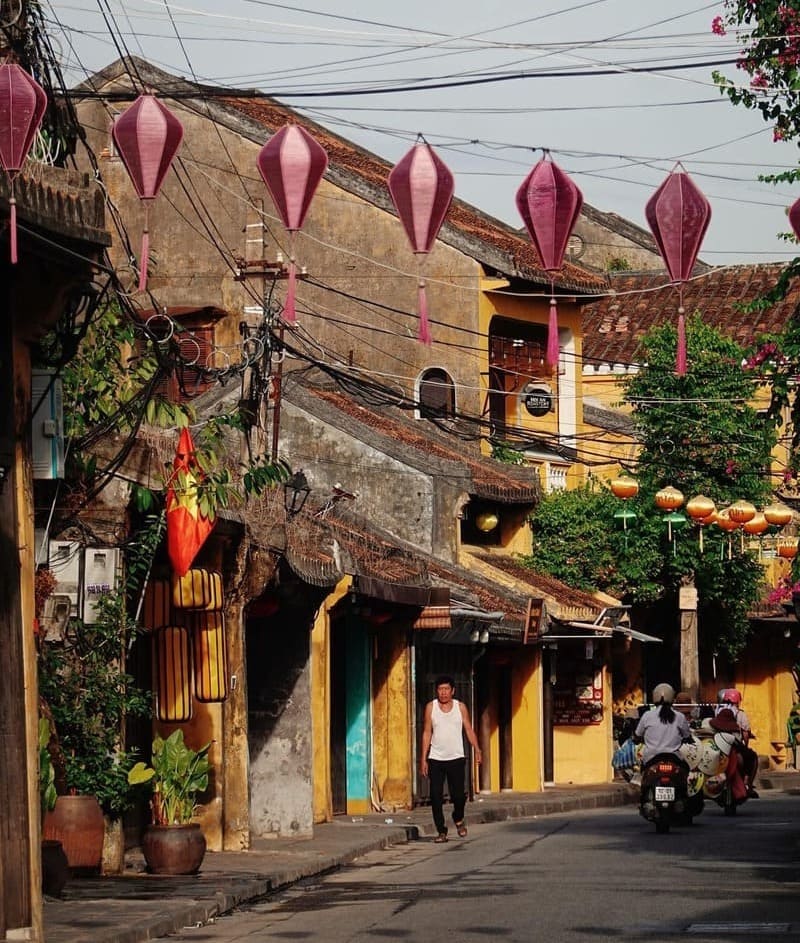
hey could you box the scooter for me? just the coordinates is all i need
[639,753,690,833]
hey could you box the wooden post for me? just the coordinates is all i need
[679,578,700,701]
[0,310,42,940]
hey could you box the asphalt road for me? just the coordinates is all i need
[166,794,800,942]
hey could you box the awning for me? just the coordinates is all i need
[542,606,662,644]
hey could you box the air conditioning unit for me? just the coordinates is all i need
[32,371,65,480]
[47,540,81,616]
[82,547,121,624]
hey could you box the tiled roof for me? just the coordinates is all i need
[582,264,800,366]
[306,386,541,504]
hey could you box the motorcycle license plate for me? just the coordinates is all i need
[655,786,675,801]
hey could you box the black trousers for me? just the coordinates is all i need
[428,757,466,835]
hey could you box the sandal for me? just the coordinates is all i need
[455,821,468,838]
[434,833,448,843]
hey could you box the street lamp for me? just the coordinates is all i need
[283,470,311,517]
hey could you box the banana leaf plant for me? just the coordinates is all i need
[128,729,210,825]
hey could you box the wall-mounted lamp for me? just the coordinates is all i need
[470,628,480,643]
[475,511,499,533]
[283,470,311,516]
[479,627,490,644]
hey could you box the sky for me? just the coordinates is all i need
[44,0,800,266]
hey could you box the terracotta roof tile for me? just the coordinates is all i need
[583,264,800,366]
[309,388,540,503]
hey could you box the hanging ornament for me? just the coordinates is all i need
[388,137,455,345]
[257,123,328,325]
[686,495,716,554]
[112,94,184,292]
[0,63,47,264]
[516,153,583,370]
[166,428,215,577]
[644,163,711,377]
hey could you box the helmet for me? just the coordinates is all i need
[723,688,742,705]
[652,683,675,705]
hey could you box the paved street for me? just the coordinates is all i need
[164,794,800,943]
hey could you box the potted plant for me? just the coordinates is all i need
[38,589,151,872]
[39,717,70,897]
[128,730,211,874]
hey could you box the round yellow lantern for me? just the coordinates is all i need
[610,476,639,500]
[763,503,793,527]
[655,485,685,512]
[686,495,716,522]
[475,511,499,533]
[743,512,768,536]
[686,495,716,553]
[714,508,739,533]
[728,500,756,525]
[778,536,799,560]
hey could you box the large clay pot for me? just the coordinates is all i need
[41,839,70,897]
[43,795,105,871]
[142,824,206,875]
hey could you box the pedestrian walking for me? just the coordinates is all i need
[419,675,481,843]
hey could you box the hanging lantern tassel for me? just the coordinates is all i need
[9,192,17,264]
[138,203,151,292]
[676,303,687,377]
[417,278,432,345]
[284,254,297,324]
[546,283,559,369]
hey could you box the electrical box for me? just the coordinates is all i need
[48,540,81,616]
[83,547,121,624]
[32,371,65,480]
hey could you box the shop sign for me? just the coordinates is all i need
[521,382,553,417]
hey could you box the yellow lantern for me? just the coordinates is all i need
[475,511,499,533]
[743,512,768,536]
[192,612,228,703]
[153,626,192,723]
[141,578,171,632]
[778,536,799,560]
[686,495,715,521]
[686,495,716,553]
[764,503,793,527]
[610,476,639,500]
[714,508,739,533]
[728,500,756,525]
[655,485,684,512]
[172,568,223,611]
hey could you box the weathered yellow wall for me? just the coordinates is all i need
[553,665,613,785]
[311,579,350,823]
[371,624,412,811]
[511,648,543,791]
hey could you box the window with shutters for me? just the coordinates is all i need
[138,317,217,404]
[417,368,455,420]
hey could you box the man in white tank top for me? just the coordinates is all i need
[420,675,482,842]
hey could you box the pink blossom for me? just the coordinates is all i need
[774,127,787,142]
[711,15,727,35]
[751,72,768,88]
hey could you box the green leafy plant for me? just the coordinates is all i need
[128,730,211,826]
[39,718,58,819]
[37,590,151,817]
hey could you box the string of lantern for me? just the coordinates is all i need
[610,475,797,563]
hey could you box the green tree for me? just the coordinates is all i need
[525,315,777,658]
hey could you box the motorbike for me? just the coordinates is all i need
[639,753,691,833]
[706,745,749,816]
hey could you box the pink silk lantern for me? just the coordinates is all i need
[0,63,47,263]
[257,123,328,324]
[645,163,711,376]
[388,140,455,345]
[112,94,184,292]
[789,197,800,243]
[516,155,583,369]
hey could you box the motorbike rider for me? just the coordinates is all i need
[715,689,759,798]
[634,683,691,765]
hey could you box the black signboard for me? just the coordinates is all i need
[522,384,553,417]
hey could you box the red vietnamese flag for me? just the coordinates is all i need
[166,428,214,576]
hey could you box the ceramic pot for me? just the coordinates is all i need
[43,795,105,871]
[41,839,70,897]
[142,823,206,875]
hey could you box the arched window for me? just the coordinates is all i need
[418,368,455,419]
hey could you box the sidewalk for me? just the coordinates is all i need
[42,774,798,943]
